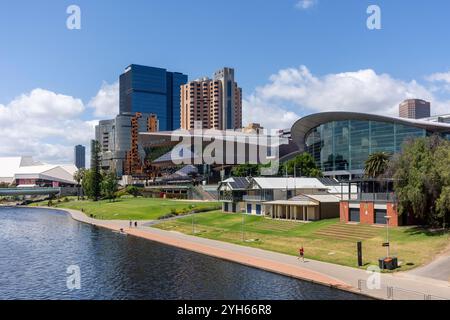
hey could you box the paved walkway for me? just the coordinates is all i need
[409,252,450,282]
[32,207,450,300]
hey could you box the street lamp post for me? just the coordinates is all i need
[242,211,245,242]
[385,215,391,258]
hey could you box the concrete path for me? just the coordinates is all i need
[30,207,450,300]
[408,252,450,282]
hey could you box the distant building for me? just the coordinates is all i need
[242,123,264,134]
[0,156,77,187]
[399,99,431,119]
[95,113,158,176]
[180,68,242,130]
[119,64,187,131]
[74,145,85,169]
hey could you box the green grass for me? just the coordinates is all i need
[154,212,450,271]
[30,197,220,221]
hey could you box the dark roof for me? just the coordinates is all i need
[228,177,252,190]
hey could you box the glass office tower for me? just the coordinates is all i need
[119,64,187,131]
[74,145,86,169]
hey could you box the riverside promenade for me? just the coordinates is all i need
[33,207,450,300]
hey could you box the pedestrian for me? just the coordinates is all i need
[299,246,305,262]
[129,220,132,228]
[134,221,138,228]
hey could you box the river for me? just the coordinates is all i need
[0,207,367,300]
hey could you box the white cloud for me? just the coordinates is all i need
[88,81,119,117]
[243,66,449,130]
[0,89,96,164]
[426,71,450,83]
[295,0,317,10]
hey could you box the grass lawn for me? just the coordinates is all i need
[30,197,221,221]
[153,211,450,271]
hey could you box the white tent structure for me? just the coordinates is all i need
[0,156,77,187]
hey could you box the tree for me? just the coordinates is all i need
[280,153,322,177]
[231,164,261,177]
[364,152,390,178]
[82,140,102,201]
[73,168,86,200]
[391,136,450,226]
[126,185,142,198]
[101,172,118,201]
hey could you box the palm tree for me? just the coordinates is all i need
[365,152,390,178]
[73,168,86,200]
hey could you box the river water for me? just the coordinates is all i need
[0,207,367,300]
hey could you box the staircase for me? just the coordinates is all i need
[191,185,218,201]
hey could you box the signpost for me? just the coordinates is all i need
[357,241,363,267]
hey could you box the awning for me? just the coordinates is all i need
[265,200,318,206]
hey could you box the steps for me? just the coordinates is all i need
[314,224,380,241]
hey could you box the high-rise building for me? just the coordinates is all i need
[74,145,85,169]
[399,99,431,119]
[119,64,187,131]
[181,67,242,130]
[95,113,158,176]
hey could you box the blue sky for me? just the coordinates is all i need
[1,0,450,162]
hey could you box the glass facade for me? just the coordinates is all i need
[119,65,187,131]
[305,120,427,173]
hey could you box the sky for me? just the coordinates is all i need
[1,0,450,164]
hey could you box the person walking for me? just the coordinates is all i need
[298,246,305,262]
[134,221,138,228]
[129,220,132,228]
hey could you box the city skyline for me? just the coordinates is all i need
[2,0,450,164]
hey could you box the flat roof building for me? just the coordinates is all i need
[181,68,242,130]
[120,64,187,131]
[399,99,431,119]
[74,145,85,169]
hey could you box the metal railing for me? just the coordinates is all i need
[357,279,449,300]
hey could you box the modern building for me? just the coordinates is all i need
[0,157,38,185]
[291,112,450,180]
[0,156,77,187]
[120,64,187,131]
[399,99,431,119]
[180,68,242,130]
[74,145,85,169]
[218,177,349,222]
[95,113,158,175]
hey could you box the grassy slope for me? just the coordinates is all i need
[154,212,450,271]
[30,197,220,220]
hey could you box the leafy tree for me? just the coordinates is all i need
[101,172,118,201]
[365,152,391,178]
[231,164,260,177]
[280,153,323,177]
[90,140,102,201]
[126,185,142,198]
[391,136,450,226]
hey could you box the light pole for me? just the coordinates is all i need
[242,211,245,242]
[385,215,391,258]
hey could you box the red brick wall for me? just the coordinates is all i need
[340,202,349,223]
[360,202,374,224]
[386,203,399,227]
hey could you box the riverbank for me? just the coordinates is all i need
[29,197,220,220]
[26,206,450,300]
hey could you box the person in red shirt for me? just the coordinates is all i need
[299,247,305,262]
